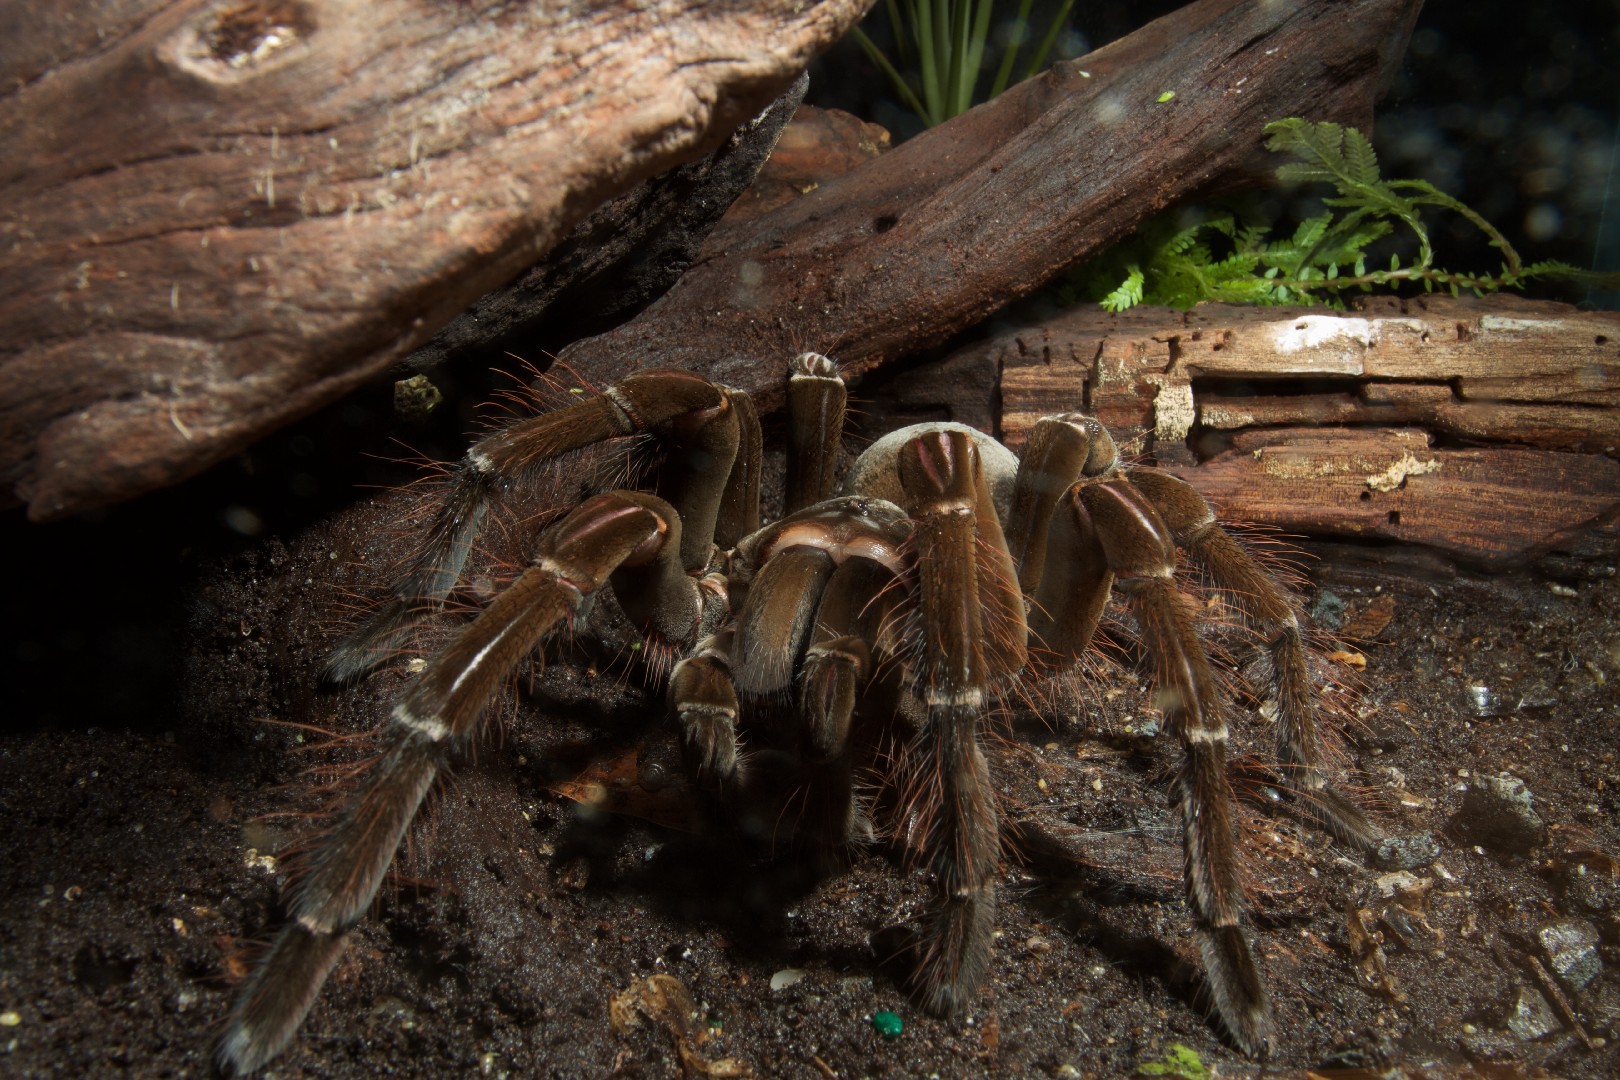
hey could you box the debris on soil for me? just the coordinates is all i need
[1453,772,1549,854]
[610,973,751,1077]
[1,458,1617,1079]
[1372,830,1441,871]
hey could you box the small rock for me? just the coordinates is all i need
[1560,859,1620,942]
[770,968,806,991]
[1372,832,1440,871]
[1503,985,1560,1041]
[1537,919,1602,991]
[1451,773,1546,855]
[393,373,444,421]
[1309,590,1347,630]
[1465,685,1509,718]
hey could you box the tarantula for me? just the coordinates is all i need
[218,353,1378,1072]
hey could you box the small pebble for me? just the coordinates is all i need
[871,1010,903,1038]
[1451,773,1545,855]
[769,968,806,991]
[1504,985,1559,1041]
[1465,685,1507,717]
[1372,832,1440,871]
[1538,918,1602,991]
[1310,590,1347,629]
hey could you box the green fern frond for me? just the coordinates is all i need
[1077,118,1612,312]
[1101,266,1146,312]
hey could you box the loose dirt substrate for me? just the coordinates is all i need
[1,489,1616,1079]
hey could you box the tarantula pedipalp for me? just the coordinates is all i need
[218,354,1378,1073]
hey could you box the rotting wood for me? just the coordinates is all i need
[953,294,1620,569]
[0,0,869,521]
[1185,426,1619,570]
[555,0,1423,415]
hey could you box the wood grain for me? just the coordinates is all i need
[975,295,1620,567]
[0,0,868,520]
[556,0,1423,415]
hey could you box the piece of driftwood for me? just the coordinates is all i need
[941,294,1620,569]
[0,0,869,520]
[555,0,1422,414]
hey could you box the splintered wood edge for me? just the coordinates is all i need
[992,296,1620,567]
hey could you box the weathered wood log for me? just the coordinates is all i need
[949,295,1620,569]
[555,0,1423,414]
[0,0,869,521]
[400,76,811,374]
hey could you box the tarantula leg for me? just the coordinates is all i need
[894,430,1027,1017]
[606,491,705,643]
[715,388,762,548]
[733,546,836,696]
[800,556,891,763]
[729,497,912,696]
[327,370,739,681]
[671,630,742,791]
[786,352,847,513]
[219,492,689,1075]
[648,381,744,572]
[1127,468,1379,849]
[1004,413,1116,593]
[1081,477,1269,1055]
[1027,479,1113,666]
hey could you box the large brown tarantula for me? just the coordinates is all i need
[218,354,1378,1072]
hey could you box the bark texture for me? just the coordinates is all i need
[0,0,870,520]
[557,0,1423,413]
[932,294,1620,569]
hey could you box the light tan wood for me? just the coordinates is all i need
[975,295,1620,567]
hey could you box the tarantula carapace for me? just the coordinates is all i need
[218,353,1378,1072]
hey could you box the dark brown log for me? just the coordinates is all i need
[0,0,869,520]
[958,294,1620,569]
[557,0,1422,413]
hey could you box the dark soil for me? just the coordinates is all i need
[2,427,1618,1080]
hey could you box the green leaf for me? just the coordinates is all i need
[1136,1043,1209,1080]
[1101,266,1146,312]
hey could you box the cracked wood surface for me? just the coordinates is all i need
[969,295,1620,568]
[0,0,869,520]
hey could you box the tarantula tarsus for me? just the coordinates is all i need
[218,353,1378,1072]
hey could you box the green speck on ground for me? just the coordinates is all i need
[1136,1043,1208,1079]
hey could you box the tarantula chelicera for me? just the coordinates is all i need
[218,353,1378,1072]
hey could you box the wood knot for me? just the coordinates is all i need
[174,1,313,81]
